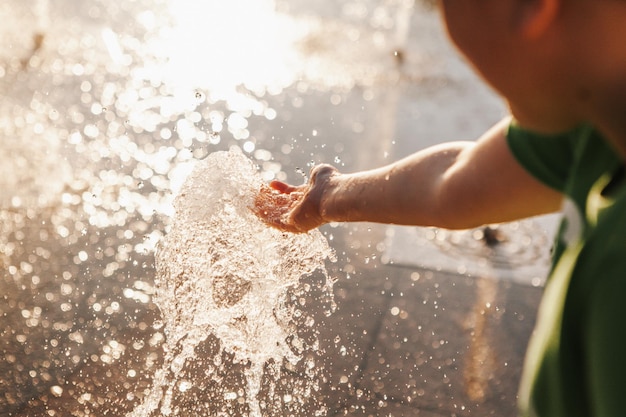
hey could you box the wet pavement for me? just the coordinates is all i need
[0,1,547,416]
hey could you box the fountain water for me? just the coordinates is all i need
[129,148,335,417]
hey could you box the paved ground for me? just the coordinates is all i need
[0,1,546,416]
[319,227,542,416]
[1,221,542,417]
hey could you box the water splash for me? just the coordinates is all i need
[129,147,335,417]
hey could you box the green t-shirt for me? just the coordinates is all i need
[507,123,626,417]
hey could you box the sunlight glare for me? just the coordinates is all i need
[162,0,304,99]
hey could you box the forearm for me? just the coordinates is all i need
[319,119,563,229]
[319,142,472,228]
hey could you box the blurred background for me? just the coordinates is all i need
[0,0,554,416]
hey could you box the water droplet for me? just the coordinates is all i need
[50,385,63,397]
[209,131,221,145]
[295,167,306,179]
[178,380,193,392]
[194,90,205,103]
[192,145,211,160]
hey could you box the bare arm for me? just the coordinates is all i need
[255,118,563,232]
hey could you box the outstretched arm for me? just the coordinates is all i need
[255,118,563,233]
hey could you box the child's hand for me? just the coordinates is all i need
[254,165,338,233]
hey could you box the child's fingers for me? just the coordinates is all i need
[269,180,298,194]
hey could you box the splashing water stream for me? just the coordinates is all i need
[129,148,335,417]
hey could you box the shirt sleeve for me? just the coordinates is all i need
[506,122,582,193]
